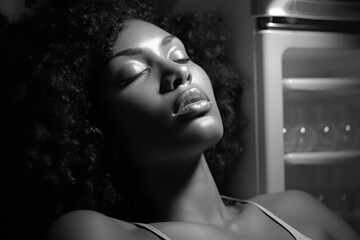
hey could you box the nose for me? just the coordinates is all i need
[160,63,191,93]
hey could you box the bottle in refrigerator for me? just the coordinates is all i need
[283,106,296,153]
[314,105,338,151]
[292,106,316,152]
[337,105,359,150]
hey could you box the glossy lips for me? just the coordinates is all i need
[174,87,212,117]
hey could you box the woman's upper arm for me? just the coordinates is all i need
[283,190,360,240]
[47,210,138,240]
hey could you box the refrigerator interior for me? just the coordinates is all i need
[283,47,360,232]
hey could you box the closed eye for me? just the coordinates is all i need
[173,58,191,64]
[168,47,191,64]
[116,68,150,88]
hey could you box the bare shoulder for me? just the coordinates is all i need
[249,189,321,212]
[47,210,138,240]
[249,190,360,240]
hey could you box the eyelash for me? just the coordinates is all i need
[116,55,190,89]
[117,68,150,88]
[173,58,191,64]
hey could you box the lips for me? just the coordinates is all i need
[174,87,212,116]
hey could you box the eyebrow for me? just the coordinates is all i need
[108,48,143,62]
[107,35,177,62]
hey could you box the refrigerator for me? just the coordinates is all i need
[227,0,360,233]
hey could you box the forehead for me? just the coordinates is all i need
[113,19,170,53]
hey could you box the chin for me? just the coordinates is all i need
[194,114,223,137]
[175,113,224,157]
[130,116,223,166]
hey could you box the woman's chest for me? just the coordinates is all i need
[142,224,329,240]
[146,206,331,240]
[227,205,331,240]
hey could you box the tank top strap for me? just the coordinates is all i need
[132,222,173,240]
[133,196,312,240]
[221,195,312,240]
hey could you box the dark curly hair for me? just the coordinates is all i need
[0,0,245,239]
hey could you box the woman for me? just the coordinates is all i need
[44,17,358,240]
[1,0,242,238]
[1,0,359,240]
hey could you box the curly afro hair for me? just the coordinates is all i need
[0,0,245,239]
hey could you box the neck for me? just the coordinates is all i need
[139,154,232,226]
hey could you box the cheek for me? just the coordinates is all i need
[107,88,173,142]
[191,64,215,94]
[107,93,177,164]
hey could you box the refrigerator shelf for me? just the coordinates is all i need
[283,78,360,91]
[284,150,360,165]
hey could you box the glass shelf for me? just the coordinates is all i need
[284,150,360,165]
[283,78,360,91]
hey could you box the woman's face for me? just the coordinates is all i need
[103,19,223,167]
